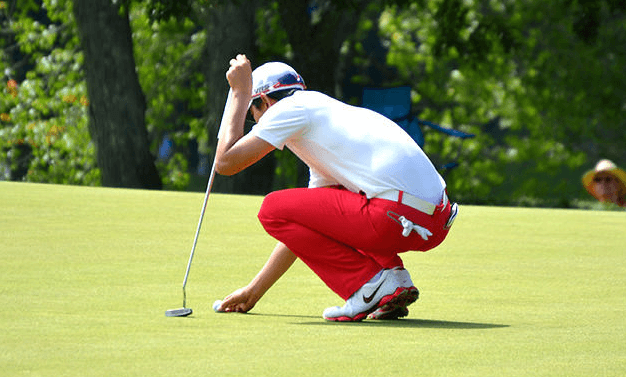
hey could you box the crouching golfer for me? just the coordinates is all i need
[214,54,457,321]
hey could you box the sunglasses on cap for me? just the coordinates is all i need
[272,72,305,89]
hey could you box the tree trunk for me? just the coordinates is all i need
[275,1,362,97]
[274,1,363,187]
[72,0,161,189]
[203,2,276,195]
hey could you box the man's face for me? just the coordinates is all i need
[249,103,265,123]
[249,95,272,123]
[593,173,620,202]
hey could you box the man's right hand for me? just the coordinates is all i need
[226,54,252,99]
[216,286,259,313]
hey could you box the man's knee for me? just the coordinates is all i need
[258,190,283,226]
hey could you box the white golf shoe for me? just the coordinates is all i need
[367,267,419,320]
[323,267,418,322]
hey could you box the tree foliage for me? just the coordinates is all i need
[130,9,208,190]
[374,0,625,206]
[2,0,625,207]
[1,0,99,184]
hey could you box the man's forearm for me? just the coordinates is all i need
[214,89,248,171]
[247,242,297,301]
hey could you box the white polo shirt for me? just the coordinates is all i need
[249,90,446,205]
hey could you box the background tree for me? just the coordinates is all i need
[0,0,99,185]
[2,0,625,208]
[202,1,278,194]
[72,0,161,189]
[374,0,626,206]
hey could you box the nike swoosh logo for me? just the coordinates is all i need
[363,281,384,304]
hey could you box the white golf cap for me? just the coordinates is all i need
[250,62,306,104]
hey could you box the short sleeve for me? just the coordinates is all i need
[249,98,309,150]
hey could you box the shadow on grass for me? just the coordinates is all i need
[249,313,508,329]
[298,318,508,329]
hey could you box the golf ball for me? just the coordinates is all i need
[212,300,223,312]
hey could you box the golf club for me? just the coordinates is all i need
[165,89,233,317]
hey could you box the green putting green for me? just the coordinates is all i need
[1,181,625,376]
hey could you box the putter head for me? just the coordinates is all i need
[165,307,193,317]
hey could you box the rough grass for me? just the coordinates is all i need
[1,181,625,376]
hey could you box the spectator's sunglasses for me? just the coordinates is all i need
[593,175,615,183]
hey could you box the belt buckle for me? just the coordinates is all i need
[444,203,458,230]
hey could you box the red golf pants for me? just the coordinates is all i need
[257,187,452,300]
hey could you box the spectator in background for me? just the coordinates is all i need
[582,159,626,208]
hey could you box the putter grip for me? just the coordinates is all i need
[217,88,233,140]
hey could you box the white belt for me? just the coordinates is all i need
[374,189,447,215]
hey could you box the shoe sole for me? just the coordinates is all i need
[367,287,418,320]
[367,305,409,320]
[324,286,418,322]
[368,287,418,320]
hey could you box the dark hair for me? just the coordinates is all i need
[250,88,300,109]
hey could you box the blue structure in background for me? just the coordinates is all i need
[158,134,173,160]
